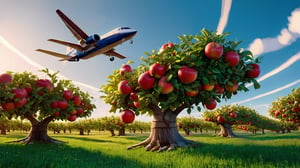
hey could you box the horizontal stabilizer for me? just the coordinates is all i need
[104,49,126,59]
[36,49,73,61]
[48,39,84,51]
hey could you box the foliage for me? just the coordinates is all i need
[0,69,95,122]
[269,87,300,127]
[101,29,260,116]
[203,105,282,131]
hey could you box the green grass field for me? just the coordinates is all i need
[0,131,299,168]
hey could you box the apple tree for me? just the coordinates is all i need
[0,69,95,144]
[269,87,300,132]
[101,29,261,151]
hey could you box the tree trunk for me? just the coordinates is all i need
[7,114,64,144]
[261,128,265,134]
[79,128,84,135]
[128,103,196,152]
[118,127,125,136]
[109,129,115,136]
[183,128,190,136]
[0,127,6,135]
[218,123,238,137]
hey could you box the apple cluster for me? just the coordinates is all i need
[0,70,95,122]
[203,105,281,131]
[102,29,262,116]
[269,87,300,125]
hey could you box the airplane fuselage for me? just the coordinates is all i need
[69,27,137,61]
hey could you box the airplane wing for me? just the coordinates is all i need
[56,9,88,41]
[104,49,127,59]
[48,39,84,51]
[36,49,74,61]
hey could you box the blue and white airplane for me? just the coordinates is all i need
[37,9,137,61]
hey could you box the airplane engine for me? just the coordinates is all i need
[85,34,100,45]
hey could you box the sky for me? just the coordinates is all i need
[0,0,300,120]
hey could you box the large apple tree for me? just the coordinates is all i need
[0,69,95,144]
[269,87,300,132]
[101,29,261,151]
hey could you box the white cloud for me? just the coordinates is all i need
[248,8,300,57]
[216,0,232,34]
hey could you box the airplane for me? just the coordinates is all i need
[36,9,137,61]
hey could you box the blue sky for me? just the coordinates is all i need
[0,0,300,120]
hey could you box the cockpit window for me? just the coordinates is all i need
[120,27,130,30]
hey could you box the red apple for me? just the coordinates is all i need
[274,111,280,116]
[159,43,174,53]
[120,109,135,124]
[217,116,226,124]
[14,98,27,108]
[12,88,28,99]
[53,111,60,117]
[225,82,239,92]
[72,95,81,106]
[25,86,32,95]
[281,114,287,118]
[229,112,237,118]
[118,80,132,94]
[204,42,223,59]
[185,89,199,97]
[36,79,51,88]
[120,64,133,76]
[133,101,140,108]
[138,71,155,90]
[68,115,77,122]
[214,84,224,94]
[1,102,15,111]
[205,99,217,110]
[129,92,139,101]
[158,76,174,94]
[63,90,73,100]
[247,64,260,78]
[50,101,58,109]
[178,66,198,84]
[68,109,77,115]
[0,73,13,84]
[149,63,167,78]
[203,84,215,91]
[77,108,84,115]
[57,100,68,110]
[224,51,240,67]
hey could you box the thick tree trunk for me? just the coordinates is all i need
[128,103,196,152]
[218,123,238,137]
[7,114,64,144]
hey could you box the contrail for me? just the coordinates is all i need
[246,52,300,88]
[216,0,232,34]
[0,35,99,93]
[234,79,300,105]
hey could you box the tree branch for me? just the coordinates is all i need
[24,113,39,125]
[147,103,162,117]
[42,115,55,125]
[174,103,189,115]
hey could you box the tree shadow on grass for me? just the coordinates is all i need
[55,135,114,144]
[181,142,300,167]
[0,143,149,168]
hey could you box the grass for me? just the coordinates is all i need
[0,131,299,168]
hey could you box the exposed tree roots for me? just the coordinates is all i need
[218,123,238,138]
[128,103,198,152]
